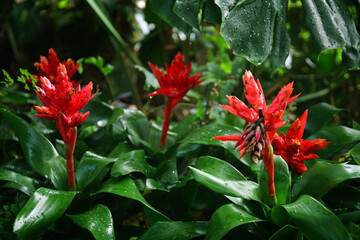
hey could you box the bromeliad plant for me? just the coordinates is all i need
[148,53,203,148]
[213,71,299,202]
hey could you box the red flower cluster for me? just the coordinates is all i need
[149,53,203,148]
[35,64,97,146]
[213,71,299,196]
[34,48,79,83]
[272,110,330,175]
[148,53,203,110]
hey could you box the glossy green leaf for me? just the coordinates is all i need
[348,142,360,165]
[76,152,117,190]
[82,98,120,127]
[292,161,360,200]
[304,103,343,137]
[195,156,246,180]
[138,221,208,240]
[182,121,252,166]
[173,0,199,29]
[206,204,262,240]
[0,170,40,193]
[308,126,360,159]
[272,195,351,240]
[134,65,159,90]
[189,167,260,201]
[0,109,68,190]
[269,225,302,240]
[153,145,179,182]
[216,0,288,66]
[149,0,192,34]
[93,177,169,221]
[134,178,169,192]
[68,204,115,240]
[13,188,77,239]
[111,150,154,178]
[302,0,360,70]
[259,155,291,206]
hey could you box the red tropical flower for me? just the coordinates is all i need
[34,63,97,190]
[272,110,330,175]
[33,48,79,83]
[148,53,203,148]
[213,70,299,197]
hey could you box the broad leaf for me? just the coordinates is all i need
[138,221,208,240]
[134,65,159,90]
[111,150,154,178]
[13,188,77,239]
[93,177,169,221]
[173,0,199,29]
[76,152,117,190]
[308,126,360,159]
[189,167,260,201]
[206,204,262,240]
[0,109,68,190]
[68,204,115,240]
[0,170,40,194]
[269,225,302,240]
[272,195,351,240]
[292,161,360,200]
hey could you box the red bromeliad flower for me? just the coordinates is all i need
[33,48,79,83]
[148,53,203,148]
[213,70,299,197]
[34,63,97,190]
[272,110,330,175]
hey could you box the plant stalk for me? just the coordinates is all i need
[160,98,172,149]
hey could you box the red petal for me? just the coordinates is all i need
[212,135,242,141]
[243,71,266,111]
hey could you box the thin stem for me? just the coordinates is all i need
[160,98,172,149]
[64,127,77,191]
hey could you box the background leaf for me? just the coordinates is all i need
[68,204,115,240]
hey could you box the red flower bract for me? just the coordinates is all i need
[272,110,330,175]
[35,63,97,145]
[148,53,203,110]
[213,70,300,197]
[34,48,79,83]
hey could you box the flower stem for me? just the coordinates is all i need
[64,127,77,191]
[160,98,172,149]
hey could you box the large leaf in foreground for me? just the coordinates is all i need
[0,170,40,195]
[189,167,259,201]
[93,177,169,222]
[13,188,77,239]
[139,221,208,240]
[0,109,67,189]
[68,204,115,240]
[292,161,360,200]
[272,195,351,240]
[206,204,262,240]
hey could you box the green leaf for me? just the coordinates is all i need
[304,103,343,137]
[134,178,169,192]
[269,225,302,240]
[189,166,260,201]
[82,98,121,127]
[182,121,252,166]
[206,204,263,240]
[68,204,115,240]
[76,152,117,190]
[0,109,68,189]
[93,177,169,221]
[259,155,291,205]
[134,65,159,90]
[348,142,360,165]
[292,161,360,200]
[272,195,351,240]
[173,0,199,29]
[308,126,360,159]
[195,155,246,180]
[149,0,192,34]
[301,0,360,70]
[138,221,208,240]
[111,150,154,178]
[0,170,40,194]
[217,0,288,66]
[13,188,77,239]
